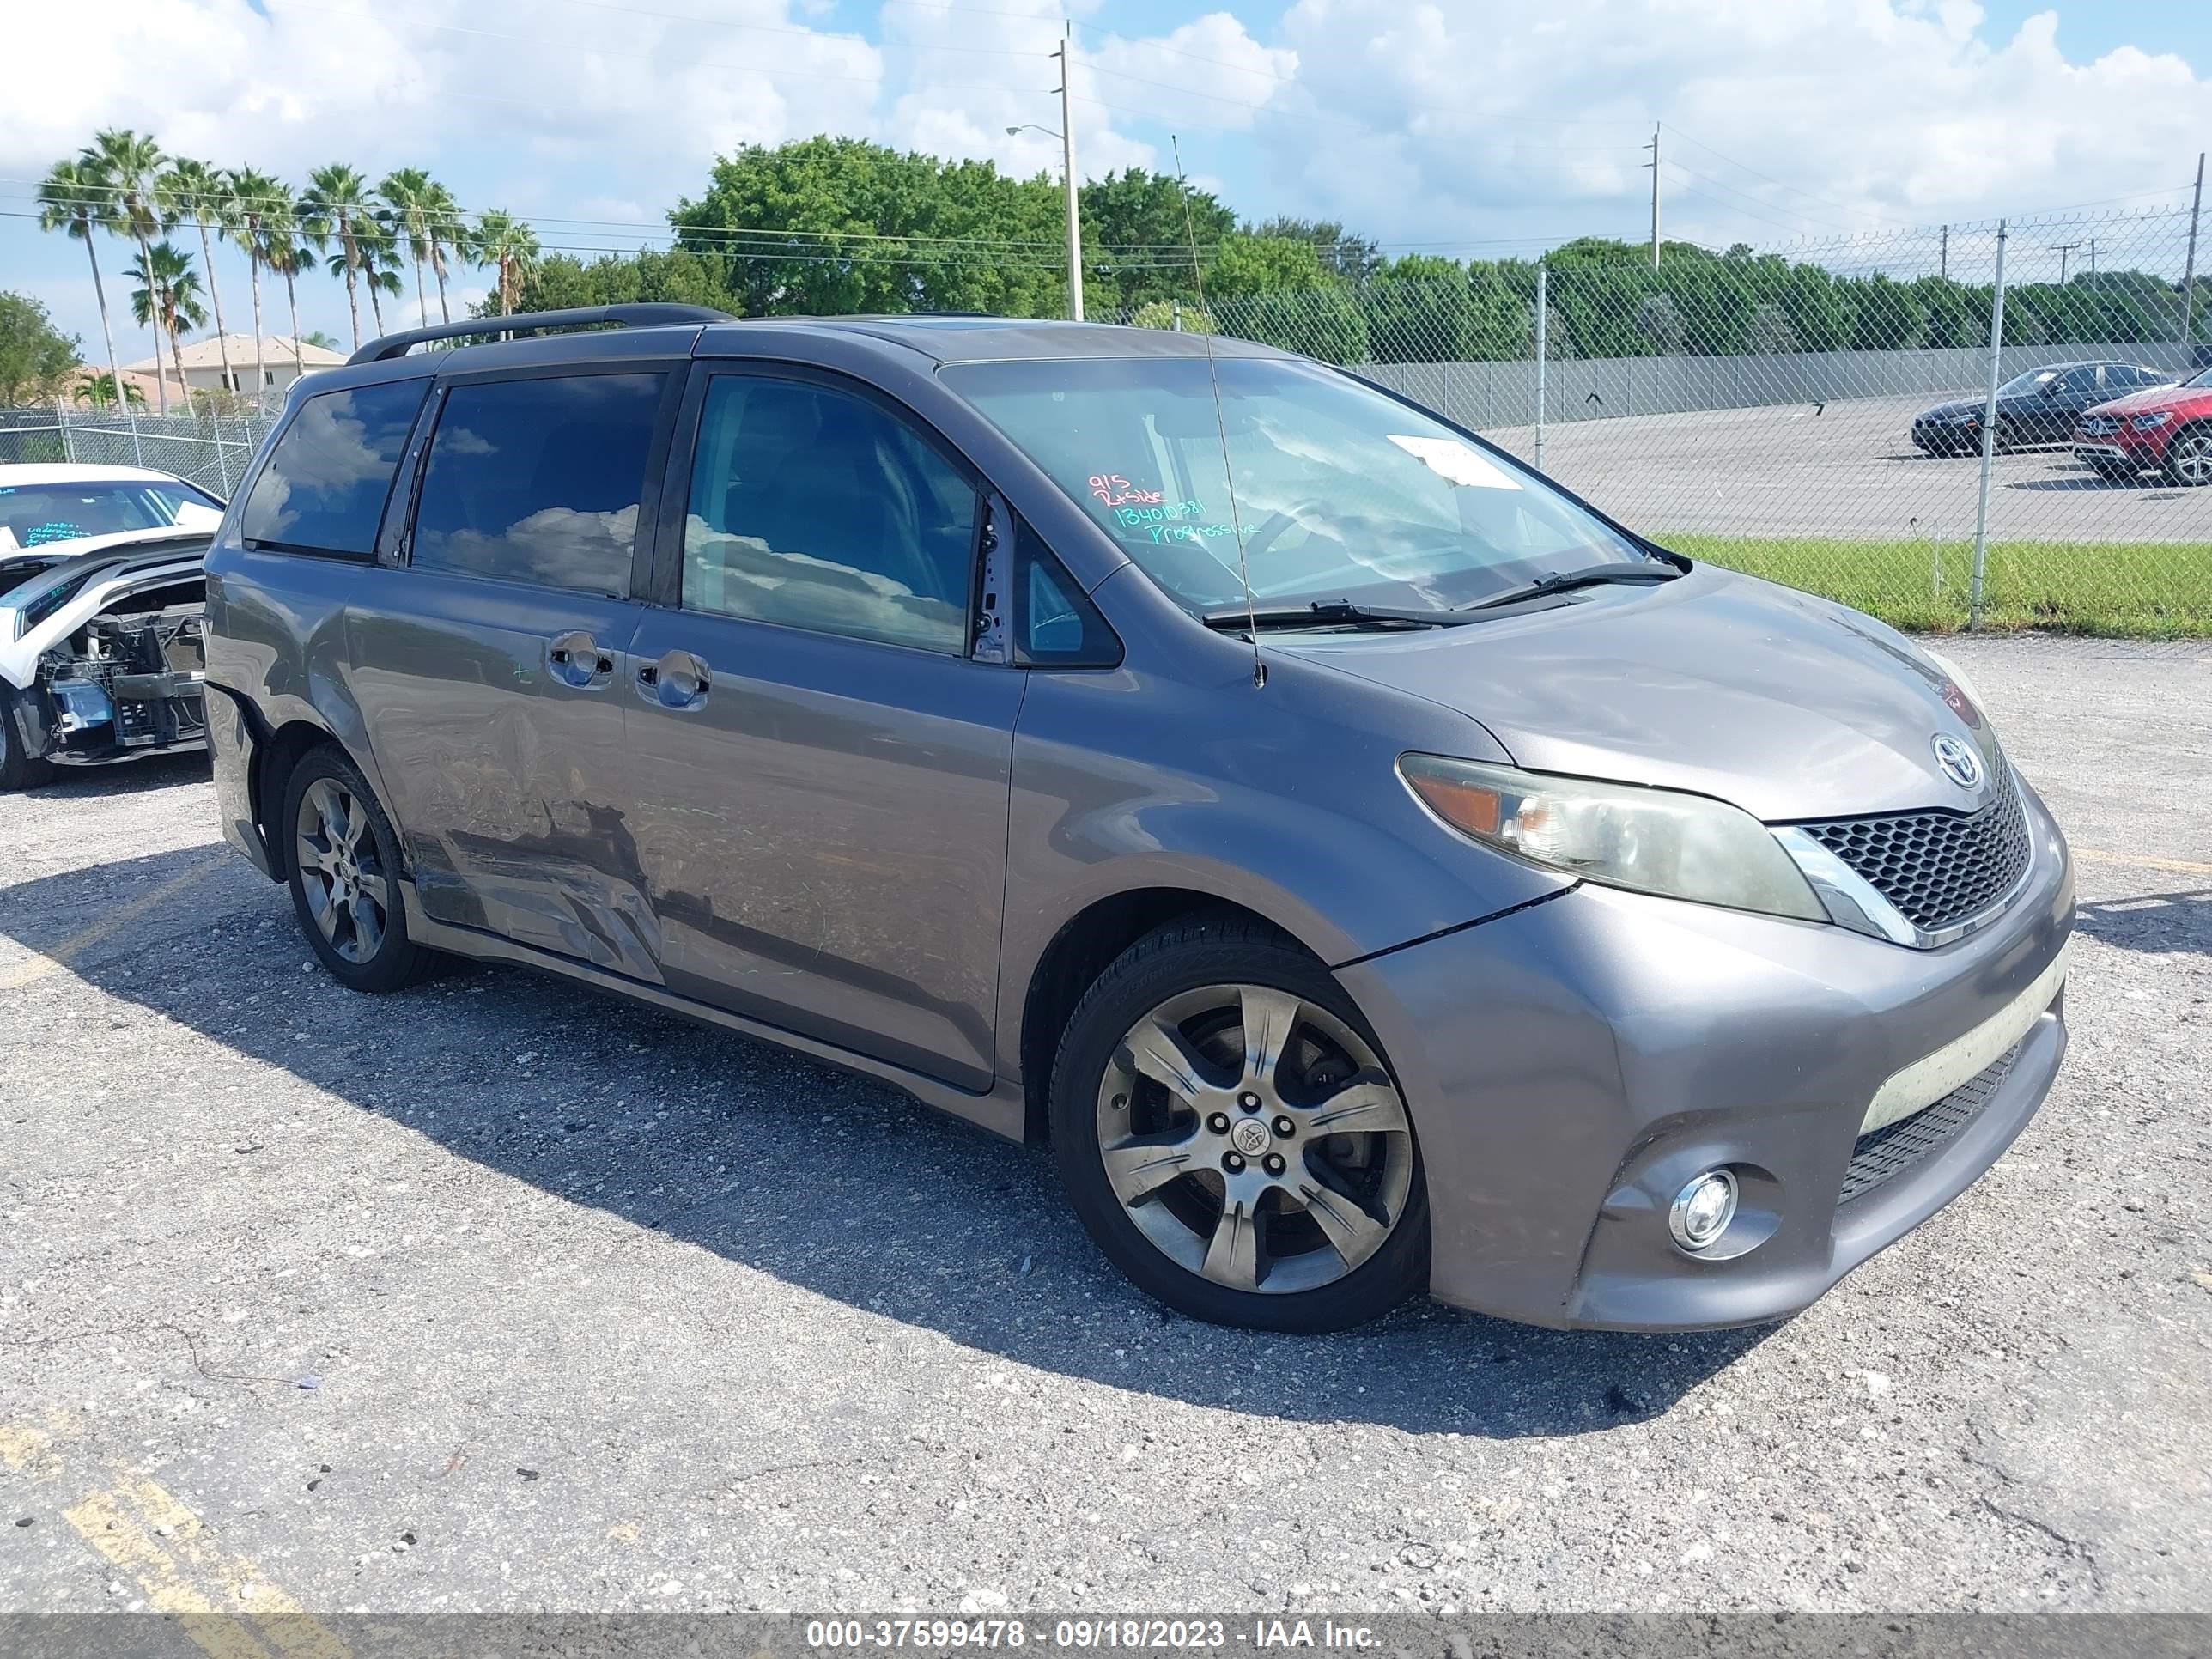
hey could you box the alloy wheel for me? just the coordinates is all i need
[1095,982,1414,1295]
[2172,431,2212,486]
[295,776,391,963]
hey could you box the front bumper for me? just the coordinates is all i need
[2071,425,2170,465]
[1339,780,2074,1331]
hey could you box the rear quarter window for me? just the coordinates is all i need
[240,379,429,556]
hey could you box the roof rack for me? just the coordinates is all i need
[346,304,736,365]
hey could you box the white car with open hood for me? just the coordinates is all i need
[0,465,224,788]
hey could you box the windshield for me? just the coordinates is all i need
[2189,366,2212,390]
[0,478,222,552]
[941,356,1650,615]
[1996,368,2063,398]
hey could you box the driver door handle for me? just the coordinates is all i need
[546,629,616,689]
[637,648,711,711]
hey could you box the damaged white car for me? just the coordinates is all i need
[2,530,216,788]
[2,465,223,789]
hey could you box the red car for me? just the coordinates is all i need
[2071,365,2212,484]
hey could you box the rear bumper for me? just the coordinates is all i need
[1339,781,2074,1331]
[206,683,275,878]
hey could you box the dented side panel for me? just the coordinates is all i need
[337,563,665,983]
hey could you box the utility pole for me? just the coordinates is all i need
[1940,224,1948,280]
[2088,237,2098,276]
[1970,221,2008,632]
[1055,26,1084,322]
[2053,241,2081,285]
[2184,152,2205,364]
[1645,124,1662,268]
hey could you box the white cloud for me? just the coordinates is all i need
[1255,0,2212,257]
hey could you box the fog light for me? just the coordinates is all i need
[1669,1170,1738,1252]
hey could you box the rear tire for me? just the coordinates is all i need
[1048,912,1429,1334]
[280,744,429,993]
[0,684,55,792]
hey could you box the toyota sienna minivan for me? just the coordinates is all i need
[202,305,2072,1334]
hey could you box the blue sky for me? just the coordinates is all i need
[4,0,2211,365]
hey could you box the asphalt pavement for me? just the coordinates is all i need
[2,636,2208,1617]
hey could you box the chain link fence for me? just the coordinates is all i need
[1120,207,2212,636]
[7,202,2205,635]
[0,405,276,501]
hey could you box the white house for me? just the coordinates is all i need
[125,334,349,398]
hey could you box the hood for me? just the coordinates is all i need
[2084,381,2202,417]
[1270,567,2001,823]
[0,532,210,609]
[1916,399,1982,422]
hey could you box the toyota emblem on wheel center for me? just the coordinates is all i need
[1932,732,1984,789]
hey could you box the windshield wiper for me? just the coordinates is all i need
[1200,599,1475,633]
[1455,562,1681,612]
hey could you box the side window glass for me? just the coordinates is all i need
[683,377,977,654]
[411,373,665,596]
[240,379,428,556]
[1014,524,1120,667]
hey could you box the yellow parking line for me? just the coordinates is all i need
[2075,847,2212,878]
[61,1488,273,1659]
[7,1417,349,1659]
[0,860,219,993]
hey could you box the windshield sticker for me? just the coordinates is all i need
[1386,434,1522,490]
[1089,473,1166,507]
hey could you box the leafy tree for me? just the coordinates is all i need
[74,371,146,408]
[1246,216,1382,283]
[1128,298,1212,332]
[1636,292,1686,354]
[1205,234,1334,300]
[227,166,287,392]
[1848,273,1927,351]
[1366,255,1474,362]
[471,210,540,316]
[672,137,1067,318]
[159,158,240,396]
[35,158,131,419]
[82,130,172,411]
[301,164,376,349]
[1779,263,1853,352]
[126,240,205,403]
[0,291,80,404]
[1746,302,1800,355]
[1080,168,1235,308]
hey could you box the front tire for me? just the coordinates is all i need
[2163,427,2212,487]
[281,744,429,992]
[0,684,55,792]
[1048,913,1428,1333]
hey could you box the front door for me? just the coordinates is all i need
[346,365,678,978]
[623,368,1022,1091]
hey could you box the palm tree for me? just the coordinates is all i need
[375,167,434,327]
[35,158,131,430]
[81,130,171,412]
[422,179,464,325]
[471,210,539,316]
[264,229,317,375]
[358,218,404,336]
[75,372,146,409]
[158,158,239,401]
[127,240,207,405]
[226,167,286,406]
[301,163,374,350]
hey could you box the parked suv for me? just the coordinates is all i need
[2071,363,2212,483]
[204,306,2073,1334]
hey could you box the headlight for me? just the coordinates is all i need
[2133,411,2173,430]
[1397,755,1826,921]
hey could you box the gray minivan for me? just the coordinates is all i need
[203,305,2072,1334]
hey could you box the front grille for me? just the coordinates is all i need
[2078,416,2119,436]
[1840,1041,2021,1206]
[1795,757,2031,933]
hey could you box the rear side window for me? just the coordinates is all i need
[241,379,428,556]
[682,376,977,653]
[411,373,665,596]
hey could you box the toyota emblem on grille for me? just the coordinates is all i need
[1932,732,1983,790]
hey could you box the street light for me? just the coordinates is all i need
[1006,28,1085,321]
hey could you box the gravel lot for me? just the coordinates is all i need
[3,636,2208,1619]
[1484,394,2212,544]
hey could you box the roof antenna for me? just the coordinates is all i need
[1171,134,1264,690]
